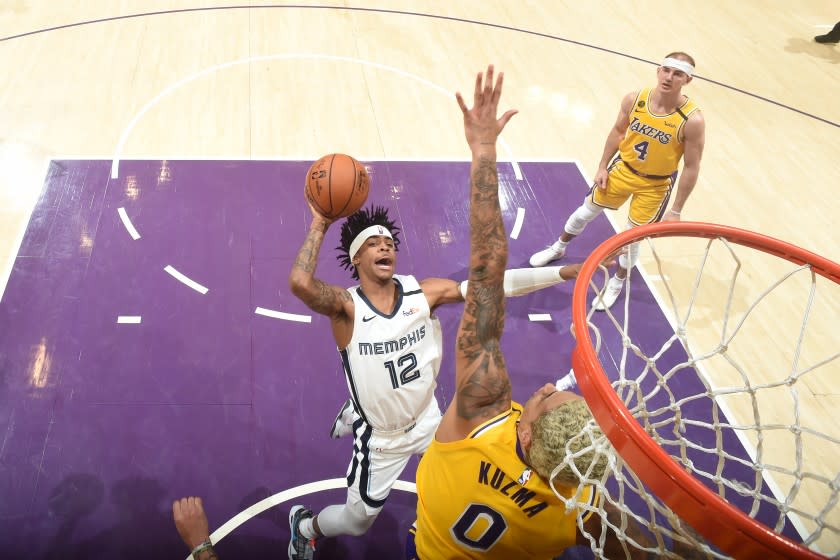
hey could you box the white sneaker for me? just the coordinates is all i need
[592,276,624,311]
[329,399,356,439]
[529,240,566,267]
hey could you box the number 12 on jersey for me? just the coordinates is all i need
[384,353,420,389]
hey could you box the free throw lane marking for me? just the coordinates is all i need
[164,265,208,294]
[510,207,525,239]
[117,207,141,240]
[255,306,311,323]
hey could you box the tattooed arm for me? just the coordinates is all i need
[288,207,355,347]
[436,65,518,443]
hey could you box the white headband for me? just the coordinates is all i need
[661,57,694,76]
[349,225,393,261]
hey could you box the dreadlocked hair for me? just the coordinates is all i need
[336,205,401,280]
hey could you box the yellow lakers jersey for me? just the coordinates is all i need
[414,404,598,559]
[618,87,699,177]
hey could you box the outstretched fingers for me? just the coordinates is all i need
[491,68,504,107]
[457,64,517,146]
[473,70,484,109]
[497,109,518,133]
[456,91,468,115]
[483,65,494,102]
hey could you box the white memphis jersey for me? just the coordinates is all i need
[340,274,443,433]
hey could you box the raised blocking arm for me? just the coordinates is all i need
[436,65,518,442]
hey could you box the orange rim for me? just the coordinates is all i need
[571,221,838,560]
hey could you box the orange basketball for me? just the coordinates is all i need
[304,153,370,220]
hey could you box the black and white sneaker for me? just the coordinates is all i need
[329,399,356,439]
[288,505,316,560]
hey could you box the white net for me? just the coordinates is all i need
[550,228,840,559]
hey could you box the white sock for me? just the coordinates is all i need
[299,516,318,539]
[556,370,578,391]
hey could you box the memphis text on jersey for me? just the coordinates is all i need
[478,460,548,518]
[358,325,427,356]
[628,116,672,144]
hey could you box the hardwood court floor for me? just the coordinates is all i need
[1,2,838,558]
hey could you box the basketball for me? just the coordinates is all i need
[305,153,370,220]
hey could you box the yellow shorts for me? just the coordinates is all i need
[591,160,673,225]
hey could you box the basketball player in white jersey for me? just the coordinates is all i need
[286,197,581,558]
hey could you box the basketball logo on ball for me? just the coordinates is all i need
[305,153,370,220]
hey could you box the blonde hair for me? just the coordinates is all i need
[528,399,608,486]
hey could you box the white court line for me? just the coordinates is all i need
[509,207,525,239]
[254,306,311,323]
[117,316,141,324]
[185,478,417,559]
[528,313,552,322]
[164,265,208,294]
[117,207,141,240]
[109,54,521,179]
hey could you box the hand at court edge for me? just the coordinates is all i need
[173,496,211,550]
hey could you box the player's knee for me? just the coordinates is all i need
[565,199,602,236]
[343,503,379,536]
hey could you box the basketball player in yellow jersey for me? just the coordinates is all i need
[410,65,650,560]
[530,51,706,311]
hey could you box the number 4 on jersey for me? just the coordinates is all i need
[633,140,649,160]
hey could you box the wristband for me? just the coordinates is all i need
[191,539,214,558]
[669,209,681,215]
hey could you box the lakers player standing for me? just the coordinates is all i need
[530,51,706,311]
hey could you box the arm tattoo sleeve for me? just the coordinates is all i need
[291,222,349,316]
[292,222,328,274]
[456,154,512,419]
